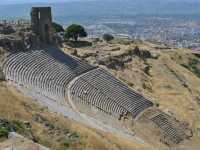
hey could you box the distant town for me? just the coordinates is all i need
[86,17,200,50]
[1,16,200,50]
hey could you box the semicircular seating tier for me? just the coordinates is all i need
[1,50,187,144]
[2,50,95,101]
[69,68,154,118]
[150,113,186,144]
[2,50,153,119]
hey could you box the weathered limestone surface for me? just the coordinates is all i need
[0,31,39,52]
[0,132,49,150]
[31,7,53,43]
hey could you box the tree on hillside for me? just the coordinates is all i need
[103,34,114,42]
[64,24,87,42]
[52,22,64,33]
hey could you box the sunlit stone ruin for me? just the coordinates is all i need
[0,7,192,147]
[31,7,53,43]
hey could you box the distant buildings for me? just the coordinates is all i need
[87,17,200,50]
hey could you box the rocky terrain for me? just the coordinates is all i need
[64,38,200,129]
[62,38,200,149]
[1,132,49,150]
[0,81,153,150]
[0,36,200,149]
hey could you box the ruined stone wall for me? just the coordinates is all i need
[31,7,53,43]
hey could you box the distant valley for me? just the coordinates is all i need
[1,0,200,49]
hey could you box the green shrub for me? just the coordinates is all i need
[12,120,26,133]
[103,34,114,42]
[62,132,81,148]
[194,53,200,58]
[69,132,80,140]
[63,138,71,148]
[0,127,9,138]
[181,58,200,78]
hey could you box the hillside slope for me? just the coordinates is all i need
[0,81,153,150]
[62,39,200,149]
[1,38,200,149]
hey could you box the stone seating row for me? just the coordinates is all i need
[71,68,153,118]
[3,50,153,119]
[151,113,185,144]
[70,78,128,118]
[2,50,93,101]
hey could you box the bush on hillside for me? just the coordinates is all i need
[0,127,9,138]
[102,34,114,42]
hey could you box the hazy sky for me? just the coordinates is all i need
[1,0,199,3]
[1,0,199,5]
[0,0,83,4]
